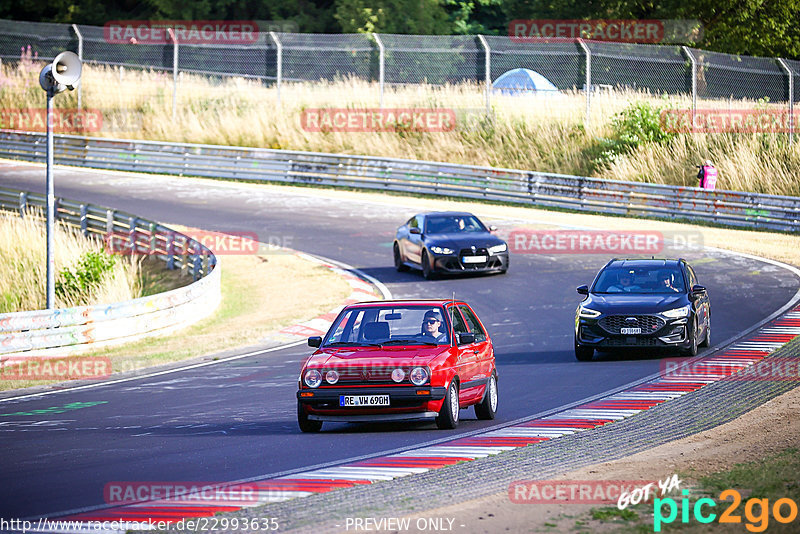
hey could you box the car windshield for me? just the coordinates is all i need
[425,215,486,234]
[323,306,451,346]
[593,266,686,294]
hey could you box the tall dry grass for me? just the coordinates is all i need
[598,133,800,196]
[1,61,798,195]
[0,213,140,312]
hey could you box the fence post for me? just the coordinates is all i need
[71,24,83,109]
[18,192,27,218]
[193,255,202,281]
[682,46,697,124]
[181,238,190,276]
[577,39,591,128]
[168,28,179,120]
[106,209,115,252]
[269,32,282,106]
[166,231,175,270]
[372,33,385,109]
[80,204,88,236]
[202,250,210,277]
[477,35,491,116]
[149,222,157,255]
[128,216,138,254]
[777,58,794,144]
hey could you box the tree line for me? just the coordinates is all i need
[2,0,798,59]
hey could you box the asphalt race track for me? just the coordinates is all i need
[0,161,797,520]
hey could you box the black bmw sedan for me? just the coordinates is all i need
[394,211,509,279]
[574,258,710,360]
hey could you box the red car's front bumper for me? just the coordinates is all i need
[297,386,447,422]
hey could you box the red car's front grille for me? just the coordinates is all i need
[321,366,410,386]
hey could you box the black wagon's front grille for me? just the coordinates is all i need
[599,315,665,335]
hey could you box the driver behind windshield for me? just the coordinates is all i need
[418,310,447,342]
[607,271,641,292]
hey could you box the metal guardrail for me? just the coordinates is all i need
[0,130,799,232]
[0,185,221,356]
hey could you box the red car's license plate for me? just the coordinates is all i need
[339,395,390,407]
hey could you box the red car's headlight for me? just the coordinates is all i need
[409,367,428,386]
[304,369,322,388]
[325,370,340,385]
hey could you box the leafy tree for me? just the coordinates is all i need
[500,0,800,58]
[334,0,450,34]
[1,0,798,58]
[444,0,507,35]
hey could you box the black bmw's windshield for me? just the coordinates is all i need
[425,215,486,234]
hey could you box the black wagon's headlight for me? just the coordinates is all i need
[578,306,601,319]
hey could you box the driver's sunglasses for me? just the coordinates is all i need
[424,319,440,324]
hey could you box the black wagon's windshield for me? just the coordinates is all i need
[324,306,451,346]
[425,215,486,234]
[593,266,686,294]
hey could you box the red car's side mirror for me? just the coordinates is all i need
[457,332,476,345]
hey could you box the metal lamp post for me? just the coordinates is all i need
[38,51,82,309]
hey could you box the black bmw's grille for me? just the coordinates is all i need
[459,247,489,269]
[599,315,665,334]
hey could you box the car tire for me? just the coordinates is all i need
[394,243,409,272]
[699,318,710,348]
[297,401,322,433]
[681,319,699,357]
[421,250,436,280]
[575,338,594,361]
[475,372,498,420]
[436,380,460,429]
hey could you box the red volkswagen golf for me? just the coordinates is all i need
[297,300,498,432]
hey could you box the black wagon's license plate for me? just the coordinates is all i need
[339,395,390,407]
[620,327,642,335]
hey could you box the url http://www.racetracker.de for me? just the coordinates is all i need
[0,517,282,532]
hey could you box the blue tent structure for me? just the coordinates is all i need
[492,68,561,96]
